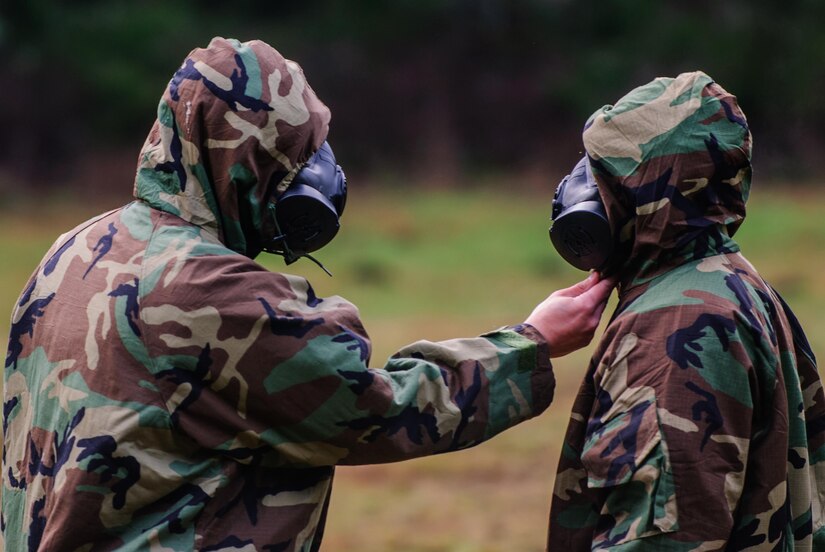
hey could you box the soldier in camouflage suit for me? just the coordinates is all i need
[2,37,615,550]
[547,71,825,550]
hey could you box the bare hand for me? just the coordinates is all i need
[524,272,616,357]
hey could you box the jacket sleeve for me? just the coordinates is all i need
[576,305,778,550]
[138,255,554,467]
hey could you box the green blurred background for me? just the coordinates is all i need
[1,2,824,550]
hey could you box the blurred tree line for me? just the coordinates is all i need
[2,0,824,197]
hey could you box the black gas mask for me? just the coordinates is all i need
[264,141,347,275]
[549,155,613,272]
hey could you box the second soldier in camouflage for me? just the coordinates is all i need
[547,71,825,551]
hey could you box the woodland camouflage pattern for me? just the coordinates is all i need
[547,71,825,550]
[2,38,555,550]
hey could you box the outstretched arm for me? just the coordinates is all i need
[142,258,615,467]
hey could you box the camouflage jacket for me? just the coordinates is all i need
[2,38,554,551]
[547,72,825,551]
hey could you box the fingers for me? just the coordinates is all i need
[582,275,617,306]
[526,272,617,356]
[553,271,599,298]
[590,292,610,325]
[556,275,614,314]
[574,275,616,331]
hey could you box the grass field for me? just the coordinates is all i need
[1,185,824,551]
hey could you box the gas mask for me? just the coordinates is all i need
[263,141,347,275]
[549,155,613,272]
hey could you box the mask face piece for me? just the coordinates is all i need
[549,155,613,271]
[265,141,347,263]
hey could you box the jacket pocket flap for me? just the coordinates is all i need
[582,396,661,488]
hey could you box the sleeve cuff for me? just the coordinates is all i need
[485,324,555,415]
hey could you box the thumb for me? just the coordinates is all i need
[578,274,617,306]
[553,271,599,298]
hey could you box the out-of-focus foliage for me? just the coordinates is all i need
[2,0,825,193]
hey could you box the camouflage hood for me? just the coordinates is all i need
[133,37,331,257]
[582,71,752,287]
